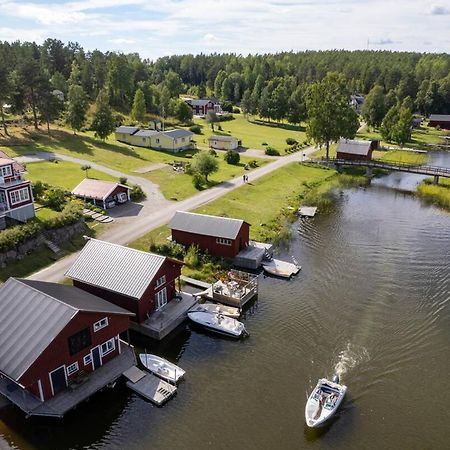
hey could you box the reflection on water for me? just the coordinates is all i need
[1,153,449,450]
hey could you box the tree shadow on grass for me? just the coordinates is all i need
[249,118,306,132]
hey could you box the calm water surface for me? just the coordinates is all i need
[1,154,449,450]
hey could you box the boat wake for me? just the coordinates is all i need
[333,343,370,378]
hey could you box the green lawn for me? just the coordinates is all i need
[143,155,267,201]
[189,113,308,154]
[378,150,427,165]
[26,160,117,190]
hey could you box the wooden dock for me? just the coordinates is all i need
[125,369,177,406]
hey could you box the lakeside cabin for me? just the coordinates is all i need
[336,139,378,161]
[0,278,135,418]
[428,114,450,130]
[71,179,130,209]
[209,135,240,151]
[169,211,250,259]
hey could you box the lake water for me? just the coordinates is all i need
[1,154,449,450]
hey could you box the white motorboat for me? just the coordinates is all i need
[192,302,240,319]
[262,258,301,278]
[139,354,185,384]
[187,311,247,338]
[305,375,347,428]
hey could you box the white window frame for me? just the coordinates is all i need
[101,338,115,357]
[155,275,166,288]
[10,187,30,205]
[93,317,109,332]
[216,237,232,246]
[83,354,92,366]
[66,362,79,376]
[0,165,12,177]
[155,287,168,310]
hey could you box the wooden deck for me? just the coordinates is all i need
[126,372,177,406]
[131,292,198,340]
[0,343,136,418]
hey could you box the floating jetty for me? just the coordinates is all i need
[124,366,177,406]
[262,259,301,278]
[298,206,318,217]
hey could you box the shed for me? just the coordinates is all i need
[208,135,239,150]
[169,211,250,259]
[336,139,377,161]
[72,179,130,209]
[65,239,183,323]
[428,114,450,130]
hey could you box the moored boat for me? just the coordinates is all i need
[192,302,241,319]
[139,354,185,384]
[305,375,347,428]
[262,258,301,278]
[187,311,247,338]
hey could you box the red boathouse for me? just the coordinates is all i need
[168,211,250,259]
[336,139,378,161]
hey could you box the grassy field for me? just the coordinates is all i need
[377,150,427,165]
[189,113,308,154]
[143,155,267,201]
[417,178,450,210]
[26,160,117,190]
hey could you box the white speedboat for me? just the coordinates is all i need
[139,354,185,384]
[262,259,301,278]
[192,302,240,319]
[305,375,347,428]
[187,311,247,338]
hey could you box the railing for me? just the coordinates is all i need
[312,158,450,177]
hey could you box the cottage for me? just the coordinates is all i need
[0,154,35,229]
[169,211,250,259]
[209,135,240,150]
[72,179,130,209]
[185,98,222,116]
[156,129,193,152]
[336,139,378,161]
[66,239,184,323]
[428,114,450,130]
[115,126,139,143]
[0,278,134,417]
[128,129,159,148]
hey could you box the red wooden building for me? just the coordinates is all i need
[428,114,450,130]
[169,211,250,259]
[66,239,183,323]
[336,139,378,161]
[0,278,134,408]
[185,98,222,116]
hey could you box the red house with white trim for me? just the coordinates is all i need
[65,239,184,323]
[168,211,250,259]
[0,278,135,417]
[0,154,35,229]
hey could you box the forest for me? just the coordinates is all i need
[0,38,450,138]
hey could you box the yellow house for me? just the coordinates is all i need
[114,126,139,144]
[208,135,239,150]
[151,129,193,153]
[127,130,159,147]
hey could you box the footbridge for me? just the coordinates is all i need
[312,158,450,184]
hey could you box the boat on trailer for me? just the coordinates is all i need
[305,375,347,428]
[187,311,247,338]
[191,302,241,319]
[139,354,185,384]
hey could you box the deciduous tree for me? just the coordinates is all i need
[131,88,146,122]
[192,152,219,182]
[91,89,115,140]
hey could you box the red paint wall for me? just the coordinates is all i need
[429,120,450,130]
[19,311,130,401]
[72,259,182,323]
[171,222,250,258]
[5,183,33,209]
[108,185,130,199]
[337,150,373,161]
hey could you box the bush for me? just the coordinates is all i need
[286,137,297,145]
[43,201,84,229]
[224,149,240,165]
[119,176,128,185]
[221,101,233,113]
[232,107,240,114]
[150,241,185,260]
[130,184,146,201]
[184,244,201,268]
[265,147,280,156]
[192,172,205,189]
[32,181,47,201]
[0,222,42,252]
[209,149,217,157]
[218,114,234,122]
[189,125,201,134]
[249,159,258,168]
[44,187,67,211]
[262,142,268,146]
[217,124,223,131]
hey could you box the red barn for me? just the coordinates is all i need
[66,239,183,323]
[428,114,450,130]
[0,278,134,416]
[169,211,250,259]
[336,139,378,161]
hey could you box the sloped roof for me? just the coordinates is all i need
[72,179,129,201]
[429,114,450,122]
[65,239,167,299]
[168,211,248,240]
[162,129,193,139]
[115,126,139,135]
[0,151,25,173]
[134,130,159,138]
[0,278,132,381]
[208,135,238,142]
[186,99,211,106]
[337,139,372,156]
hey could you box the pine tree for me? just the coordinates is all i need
[131,88,146,122]
[91,89,115,140]
[66,84,88,134]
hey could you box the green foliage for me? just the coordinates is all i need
[130,184,146,201]
[44,187,67,211]
[131,88,146,122]
[150,240,185,260]
[209,149,217,157]
[265,146,280,156]
[91,89,115,140]
[174,99,193,123]
[206,110,219,130]
[66,84,88,133]
[0,222,42,252]
[189,125,201,134]
[417,180,450,210]
[184,244,201,268]
[286,137,297,145]
[224,149,240,165]
[119,176,128,185]
[81,164,91,177]
[362,84,386,127]
[191,151,219,181]
[32,180,46,201]
[42,201,83,229]
[380,105,412,146]
[192,171,205,189]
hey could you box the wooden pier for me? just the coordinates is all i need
[124,368,177,406]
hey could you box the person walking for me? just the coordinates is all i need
[243,174,246,183]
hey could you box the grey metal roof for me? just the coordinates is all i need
[208,135,238,142]
[0,278,132,381]
[115,126,139,135]
[168,211,247,240]
[337,139,372,156]
[429,114,450,121]
[186,99,211,106]
[162,129,193,139]
[65,239,166,299]
[134,130,159,138]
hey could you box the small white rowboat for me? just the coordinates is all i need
[139,354,185,384]
[187,311,247,338]
[305,375,347,428]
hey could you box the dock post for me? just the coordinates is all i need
[433,175,439,185]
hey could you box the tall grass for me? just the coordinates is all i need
[417,180,450,210]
